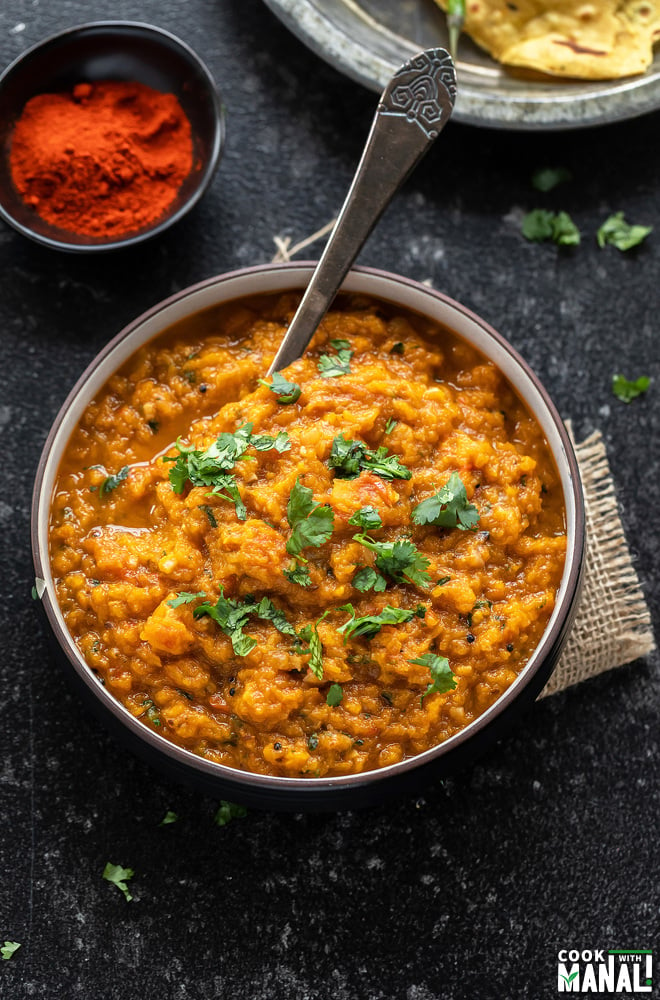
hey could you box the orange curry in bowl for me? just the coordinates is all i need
[49,292,566,778]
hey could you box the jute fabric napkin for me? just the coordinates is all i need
[270,230,656,697]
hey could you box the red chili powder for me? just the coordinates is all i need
[9,80,194,238]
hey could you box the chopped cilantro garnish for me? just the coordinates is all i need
[298,610,330,679]
[317,340,353,377]
[214,801,247,826]
[412,473,479,531]
[307,733,319,750]
[198,504,217,528]
[194,590,297,657]
[352,566,387,593]
[337,602,425,641]
[384,417,398,435]
[436,576,451,586]
[328,434,411,481]
[167,591,206,609]
[531,166,572,192]
[597,212,652,251]
[164,422,290,521]
[352,533,431,590]
[409,652,457,703]
[283,561,312,587]
[285,479,334,558]
[159,810,178,826]
[258,371,302,403]
[1,941,21,961]
[326,684,343,707]
[522,209,580,246]
[99,465,129,498]
[390,342,405,355]
[348,505,382,531]
[102,862,134,902]
[612,373,651,403]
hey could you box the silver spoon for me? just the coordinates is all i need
[267,48,457,375]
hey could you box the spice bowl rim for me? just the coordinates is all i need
[0,19,225,252]
[31,262,585,809]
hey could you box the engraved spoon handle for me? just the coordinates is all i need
[267,49,457,375]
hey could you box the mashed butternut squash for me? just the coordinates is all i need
[50,292,566,778]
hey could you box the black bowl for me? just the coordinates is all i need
[31,264,586,810]
[0,21,224,251]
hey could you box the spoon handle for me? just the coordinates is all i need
[267,48,457,375]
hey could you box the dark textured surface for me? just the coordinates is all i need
[0,2,658,998]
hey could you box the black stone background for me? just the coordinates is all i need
[0,2,658,999]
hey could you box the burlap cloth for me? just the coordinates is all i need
[270,228,656,697]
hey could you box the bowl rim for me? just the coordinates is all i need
[31,262,585,794]
[0,20,225,253]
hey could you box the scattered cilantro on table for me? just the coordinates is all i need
[102,862,134,902]
[317,338,353,377]
[597,212,652,251]
[531,166,572,192]
[328,434,411,481]
[214,801,247,826]
[1,941,21,961]
[258,371,302,403]
[164,422,290,521]
[337,603,425,641]
[522,209,580,246]
[412,472,479,531]
[409,652,457,704]
[352,534,431,590]
[612,373,651,403]
[159,810,178,826]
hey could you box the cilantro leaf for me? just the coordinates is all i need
[348,505,382,531]
[522,209,580,246]
[411,473,479,531]
[326,683,343,707]
[303,610,331,679]
[283,562,312,587]
[198,504,218,528]
[167,591,206,609]
[214,801,247,826]
[159,810,178,826]
[99,465,129,498]
[328,434,411,481]
[258,371,302,403]
[612,373,651,403]
[353,533,431,589]
[194,590,297,656]
[1,942,21,961]
[384,417,398,435]
[285,478,334,558]
[352,566,387,593]
[337,603,426,641]
[409,652,457,703]
[102,862,134,902]
[531,166,572,192]
[317,340,353,377]
[165,423,289,521]
[597,212,652,251]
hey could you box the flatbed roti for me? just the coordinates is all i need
[434,0,660,79]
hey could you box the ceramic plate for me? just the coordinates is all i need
[262,0,660,129]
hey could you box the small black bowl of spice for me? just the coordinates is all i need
[0,21,224,251]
